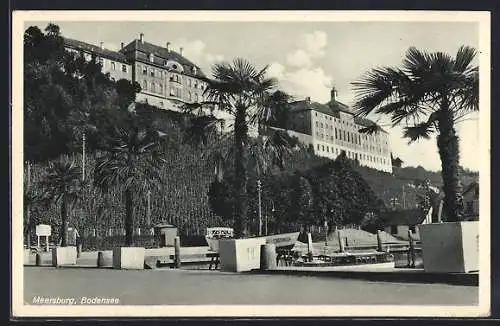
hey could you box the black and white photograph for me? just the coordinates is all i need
[11,10,490,317]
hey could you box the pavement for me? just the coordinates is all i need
[25,248,475,286]
[24,266,479,306]
[257,265,479,287]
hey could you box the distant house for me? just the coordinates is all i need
[463,181,479,220]
[381,207,433,240]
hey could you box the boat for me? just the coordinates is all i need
[205,227,300,252]
[205,227,234,252]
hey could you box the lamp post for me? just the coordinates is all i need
[268,199,274,236]
[257,179,262,236]
[146,190,151,227]
[82,132,86,182]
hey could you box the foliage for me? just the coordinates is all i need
[352,46,479,221]
[39,156,82,246]
[182,58,296,238]
[93,112,168,246]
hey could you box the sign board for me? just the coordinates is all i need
[36,224,51,237]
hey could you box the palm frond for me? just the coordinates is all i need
[358,123,383,135]
[403,122,434,143]
[352,67,405,117]
[183,115,225,147]
[454,46,477,73]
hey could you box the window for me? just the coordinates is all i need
[326,147,329,153]
[330,136,334,142]
[317,144,320,150]
[142,66,147,75]
[158,83,163,94]
[150,82,155,93]
[170,87,176,96]
[149,53,154,63]
[142,80,147,90]
[347,133,350,143]
[194,93,199,102]
[335,128,337,139]
[343,131,346,140]
[316,122,319,127]
[159,101,163,108]
[111,62,116,70]
[122,64,127,73]
[150,69,155,77]
[322,145,325,151]
[320,123,323,128]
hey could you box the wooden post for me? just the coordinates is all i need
[338,230,345,253]
[376,230,384,252]
[37,236,40,251]
[97,251,103,267]
[174,236,181,268]
[408,229,415,268]
[45,236,49,252]
[307,232,313,261]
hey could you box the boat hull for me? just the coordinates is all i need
[206,232,300,252]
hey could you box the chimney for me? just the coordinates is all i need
[139,33,144,43]
[120,42,124,49]
[166,42,170,52]
[100,42,104,50]
[305,96,311,104]
[330,86,337,102]
[180,47,184,56]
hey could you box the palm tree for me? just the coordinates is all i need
[40,156,82,246]
[93,113,166,246]
[351,46,479,222]
[183,58,295,238]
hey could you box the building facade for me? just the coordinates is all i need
[119,33,209,111]
[63,34,235,132]
[285,88,393,173]
[63,38,133,82]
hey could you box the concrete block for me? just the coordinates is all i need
[219,238,266,272]
[51,246,77,267]
[419,221,479,273]
[112,247,145,270]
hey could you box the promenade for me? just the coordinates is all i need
[24,267,478,306]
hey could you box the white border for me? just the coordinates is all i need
[11,10,491,318]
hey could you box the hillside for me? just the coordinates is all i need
[25,104,479,239]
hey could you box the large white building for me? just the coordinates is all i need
[63,33,233,132]
[284,88,393,173]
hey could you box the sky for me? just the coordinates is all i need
[25,19,481,172]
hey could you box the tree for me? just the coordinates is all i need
[352,46,478,222]
[184,58,294,238]
[289,173,315,231]
[40,156,82,246]
[93,113,167,246]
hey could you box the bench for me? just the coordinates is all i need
[155,252,220,270]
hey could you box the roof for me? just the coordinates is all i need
[63,37,128,63]
[290,99,385,131]
[120,39,206,79]
[381,208,429,226]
